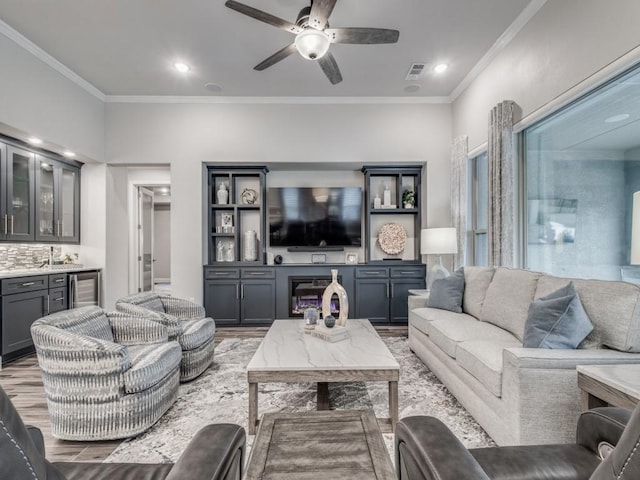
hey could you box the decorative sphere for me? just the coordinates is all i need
[324,315,336,328]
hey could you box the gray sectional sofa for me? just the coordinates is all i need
[408,266,640,445]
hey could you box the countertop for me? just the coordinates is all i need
[0,266,102,279]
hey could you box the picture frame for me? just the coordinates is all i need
[311,253,326,264]
[221,213,233,227]
[345,252,358,264]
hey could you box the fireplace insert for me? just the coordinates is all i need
[289,275,342,317]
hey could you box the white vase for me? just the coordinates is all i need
[217,183,229,204]
[383,185,391,207]
[243,230,258,261]
[322,269,349,326]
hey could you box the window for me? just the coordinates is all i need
[469,152,488,266]
[523,63,640,281]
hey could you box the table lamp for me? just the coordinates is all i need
[421,227,457,290]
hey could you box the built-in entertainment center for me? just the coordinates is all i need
[203,164,425,325]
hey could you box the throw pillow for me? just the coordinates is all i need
[523,282,594,349]
[427,268,465,313]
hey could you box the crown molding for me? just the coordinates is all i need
[104,95,452,104]
[0,19,106,101]
[449,0,548,102]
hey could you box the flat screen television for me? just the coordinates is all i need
[268,187,362,249]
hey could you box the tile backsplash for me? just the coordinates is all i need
[0,244,63,272]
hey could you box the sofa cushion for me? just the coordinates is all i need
[429,316,520,358]
[456,339,521,397]
[178,318,216,351]
[480,268,541,341]
[524,282,593,349]
[124,342,182,394]
[427,269,465,313]
[535,275,640,352]
[463,266,495,319]
[410,307,475,337]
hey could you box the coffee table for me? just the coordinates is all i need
[244,409,396,480]
[246,319,400,435]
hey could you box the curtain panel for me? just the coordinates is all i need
[450,135,468,269]
[487,100,516,267]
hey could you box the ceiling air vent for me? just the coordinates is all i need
[405,63,426,81]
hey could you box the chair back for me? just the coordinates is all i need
[590,402,640,479]
[0,385,65,479]
[116,291,165,313]
[32,305,114,342]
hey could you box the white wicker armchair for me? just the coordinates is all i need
[30,305,181,441]
[116,292,216,381]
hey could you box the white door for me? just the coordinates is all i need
[137,187,154,292]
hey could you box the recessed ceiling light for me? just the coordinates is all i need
[604,113,630,123]
[62,150,76,158]
[404,84,420,93]
[174,62,190,73]
[433,63,448,74]
[28,136,43,145]
[205,83,222,93]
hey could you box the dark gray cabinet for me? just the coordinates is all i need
[207,166,268,264]
[355,265,425,324]
[1,275,48,362]
[204,267,275,325]
[361,165,422,263]
[1,272,69,364]
[241,269,276,324]
[0,136,81,245]
[35,156,80,243]
[0,145,35,242]
[204,264,421,325]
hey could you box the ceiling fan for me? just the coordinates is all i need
[224,0,399,85]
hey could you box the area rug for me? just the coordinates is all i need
[105,336,494,464]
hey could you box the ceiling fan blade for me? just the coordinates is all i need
[318,52,342,85]
[325,27,399,44]
[254,43,297,71]
[309,0,337,30]
[225,0,302,34]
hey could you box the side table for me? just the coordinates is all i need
[576,364,640,410]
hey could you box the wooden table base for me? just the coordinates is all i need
[248,380,399,435]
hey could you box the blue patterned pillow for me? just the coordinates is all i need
[523,282,593,349]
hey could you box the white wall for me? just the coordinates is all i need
[0,33,105,161]
[105,102,452,301]
[453,0,640,151]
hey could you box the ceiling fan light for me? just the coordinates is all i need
[295,29,330,60]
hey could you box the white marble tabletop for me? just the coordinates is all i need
[577,364,640,400]
[247,319,399,372]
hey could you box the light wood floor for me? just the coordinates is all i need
[0,325,407,463]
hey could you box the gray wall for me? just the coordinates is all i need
[0,32,104,161]
[453,0,640,151]
[104,102,452,302]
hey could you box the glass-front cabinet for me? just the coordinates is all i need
[0,145,35,242]
[35,156,80,243]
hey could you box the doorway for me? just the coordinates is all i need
[130,179,171,295]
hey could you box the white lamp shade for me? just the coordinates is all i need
[421,228,457,255]
[632,192,640,264]
[295,29,330,60]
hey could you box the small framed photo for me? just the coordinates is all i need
[311,253,326,264]
[221,213,233,227]
[345,252,358,264]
